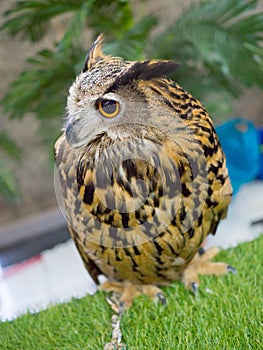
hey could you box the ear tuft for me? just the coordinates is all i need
[109,60,178,90]
[137,60,178,80]
[82,34,105,73]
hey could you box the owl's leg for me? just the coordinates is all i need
[182,247,236,293]
[100,280,166,312]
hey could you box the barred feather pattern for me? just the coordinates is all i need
[55,38,232,286]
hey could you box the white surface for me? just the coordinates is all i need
[0,181,262,321]
[0,240,97,321]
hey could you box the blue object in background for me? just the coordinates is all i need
[216,118,261,195]
[259,127,263,180]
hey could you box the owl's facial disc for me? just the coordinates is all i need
[65,93,124,148]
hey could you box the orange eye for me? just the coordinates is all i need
[97,99,120,118]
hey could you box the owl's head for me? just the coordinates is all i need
[65,35,178,148]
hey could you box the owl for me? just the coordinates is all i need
[55,35,235,310]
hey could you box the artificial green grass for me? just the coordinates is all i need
[1,236,262,350]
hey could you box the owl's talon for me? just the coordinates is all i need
[198,247,206,256]
[156,292,167,306]
[227,265,237,274]
[191,282,199,294]
[106,296,121,314]
[118,301,126,317]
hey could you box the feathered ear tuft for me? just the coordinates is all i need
[135,60,178,80]
[108,60,178,90]
[82,34,105,73]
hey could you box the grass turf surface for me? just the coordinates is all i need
[1,236,262,350]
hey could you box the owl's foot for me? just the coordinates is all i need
[100,280,166,313]
[182,246,236,293]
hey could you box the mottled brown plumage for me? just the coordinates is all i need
[55,35,234,308]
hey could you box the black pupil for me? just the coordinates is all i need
[101,100,117,115]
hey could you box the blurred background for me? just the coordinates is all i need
[0,0,263,320]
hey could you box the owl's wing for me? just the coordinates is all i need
[211,180,232,235]
[54,134,103,285]
[208,147,232,235]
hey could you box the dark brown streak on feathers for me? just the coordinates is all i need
[107,61,178,92]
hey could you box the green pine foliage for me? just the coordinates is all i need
[0,132,20,203]
[0,0,263,201]
[0,0,157,145]
[152,0,263,116]
[0,159,20,203]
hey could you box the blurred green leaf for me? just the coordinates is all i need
[0,46,82,121]
[104,15,158,60]
[0,132,21,160]
[152,0,263,117]
[0,131,21,202]
[0,159,20,203]
[1,0,86,42]
[58,1,95,50]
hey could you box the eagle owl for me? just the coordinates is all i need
[55,35,235,309]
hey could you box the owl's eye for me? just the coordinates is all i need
[97,99,120,118]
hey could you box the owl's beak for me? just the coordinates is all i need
[65,122,75,146]
[65,121,85,147]
[65,119,101,148]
